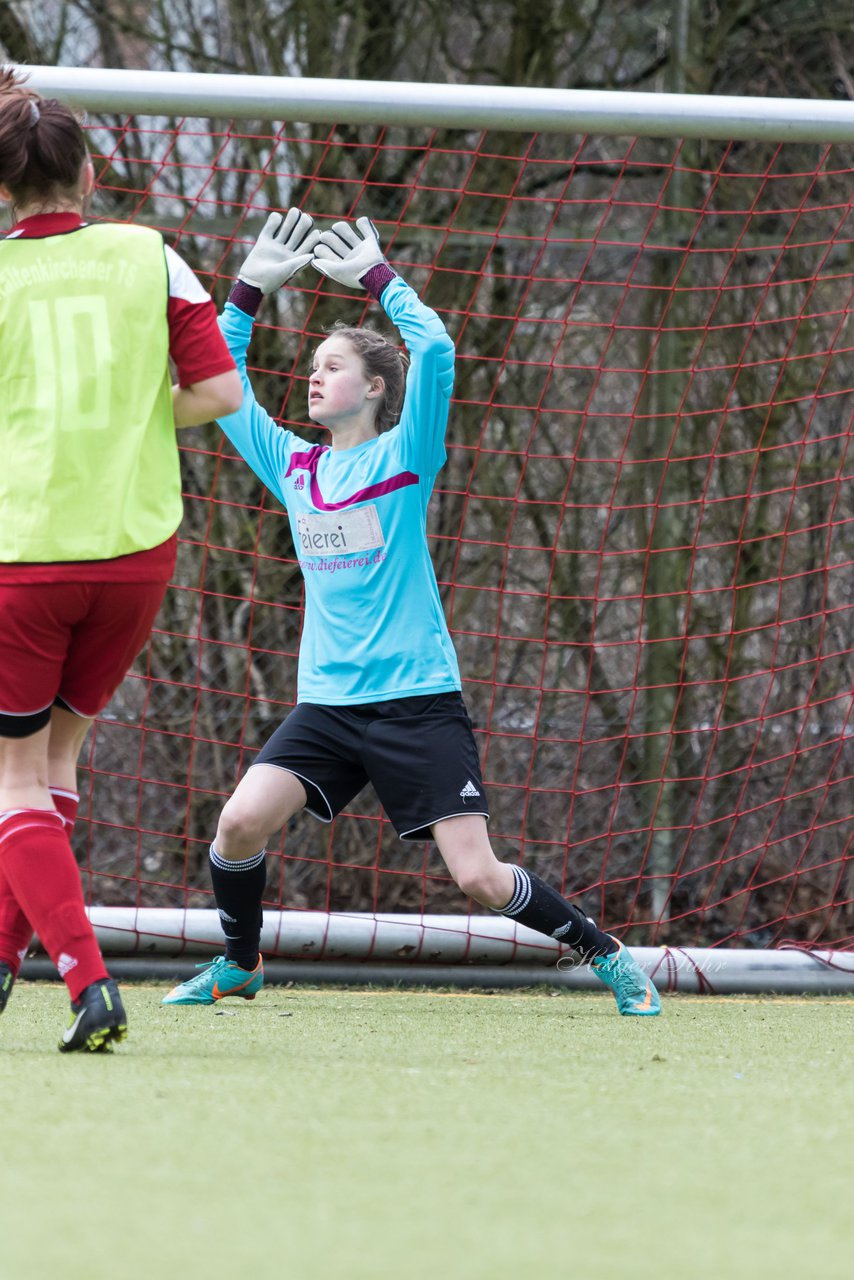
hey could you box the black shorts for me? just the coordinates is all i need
[253,692,489,841]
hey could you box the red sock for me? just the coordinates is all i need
[0,809,108,1001]
[0,792,81,975]
[0,863,33,974]
[49,788,80,834]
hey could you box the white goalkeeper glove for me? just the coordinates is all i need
[312,216,387,290]
[238,207,320,294]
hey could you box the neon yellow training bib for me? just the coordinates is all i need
[0,221,181,562]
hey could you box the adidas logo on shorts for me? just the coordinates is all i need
[459,780,481,799]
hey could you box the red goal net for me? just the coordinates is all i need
[75,111,853,951]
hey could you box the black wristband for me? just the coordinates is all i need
[228,279,264,317]
[360,262,397,300]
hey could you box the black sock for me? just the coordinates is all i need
[498,866,617,960]
[208,844,266,970]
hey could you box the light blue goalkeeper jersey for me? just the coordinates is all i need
[217,275,461,705]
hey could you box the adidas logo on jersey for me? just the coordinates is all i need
[459,780,481,799]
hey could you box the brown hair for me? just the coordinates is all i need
[0,66,88,206]
[325,322,411,432]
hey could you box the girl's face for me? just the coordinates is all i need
[308,336,382,431]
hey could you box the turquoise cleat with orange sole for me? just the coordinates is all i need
[162,955,264,1005]
[591,940,661,1016]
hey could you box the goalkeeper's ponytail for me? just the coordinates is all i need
[0,66,87,205]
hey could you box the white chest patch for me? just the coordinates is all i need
[296,504,385,556]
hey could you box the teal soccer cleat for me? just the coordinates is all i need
[162,955,264,1005]
[591,940,661,1016]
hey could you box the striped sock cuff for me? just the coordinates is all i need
[209,844,267,873]
[499,865,533,917]
[0,808,66,845]
[49,788,79,805]
[49,788,80,833]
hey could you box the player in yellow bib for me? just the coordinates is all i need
[0,66,243,1051]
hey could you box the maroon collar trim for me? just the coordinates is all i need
[6,212,88,239]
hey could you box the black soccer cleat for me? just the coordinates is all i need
[58,977,128,1053]
[0,962,13,1015]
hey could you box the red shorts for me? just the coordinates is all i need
[0,578,168,734]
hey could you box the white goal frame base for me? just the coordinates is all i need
[24,908,844,994]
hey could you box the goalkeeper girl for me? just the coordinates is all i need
[0,67,242,1050]
[164,208,661,1016]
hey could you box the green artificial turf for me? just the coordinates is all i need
[1,982,851,1280]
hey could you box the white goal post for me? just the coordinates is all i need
[24,64,854,142]
[15,64,854,994]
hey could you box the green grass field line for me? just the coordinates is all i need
[1,982,851,1280]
